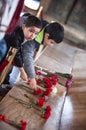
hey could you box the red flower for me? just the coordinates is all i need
[0,115,3,120]
[20,120,27,130]
[41,105,51,119]
[34,88,42,95]
[43,78,52,88]
[37,97,44,107]
[36,71,42,75]
[0,114,27,130]
[44,112,51,119]
[46,105,51,112]
[0,115,7,121]
[51,75,57,85]
[44,88,52,96]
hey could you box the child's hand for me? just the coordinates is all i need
[20,73,28,81]
[29,78,37,89]
[19,67,28,81]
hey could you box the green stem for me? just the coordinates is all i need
[17,84,33,91]
[9,95,35,108]
[6,119,22,128]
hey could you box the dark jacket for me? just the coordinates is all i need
[4,26,24,67]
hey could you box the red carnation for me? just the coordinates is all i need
[44,88,52,96]
[37,97,44,107]
[44,112,51,119]
[2,115,7,121]
[46,105,51,112]
[43,78,52,88]
[36,71,42,75]
[34,88,42,95]
[51,75,57,85]
[0,115,3,120]
[20,120,27,130]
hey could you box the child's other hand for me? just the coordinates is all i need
[19,67,28,81]
[29,78,37,89]
[20,71,28,81]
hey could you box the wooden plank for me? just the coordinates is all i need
[0,83,66,130]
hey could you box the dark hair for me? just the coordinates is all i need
[44,22,64,43]
[19,12,31,26]
[23,15,42,29]
[41,20,49,28]
[22,12,31,17]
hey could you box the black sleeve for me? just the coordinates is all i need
[14,47,23,67]
[4,26,24,49]
[41,20,49,28]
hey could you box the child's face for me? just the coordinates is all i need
[22,24,41,40]
[44,33,56,46]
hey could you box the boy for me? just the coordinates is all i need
[2,14,42,89]
[21,20,64,88]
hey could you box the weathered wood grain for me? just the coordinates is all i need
[0,83,66,130]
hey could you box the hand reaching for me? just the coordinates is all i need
[29,78,37,90]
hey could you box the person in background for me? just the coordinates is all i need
[2,14,42,90]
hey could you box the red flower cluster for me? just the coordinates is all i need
[20,120,27,130]
[37,97,44,107]
[0,115,27,130]
[43,77,52,88]
[50,75,57,85]
[36,71,42,75]
[41,105,51,119]
[0,115,7,121]
[34,88,42,95]
[44,88,52,96]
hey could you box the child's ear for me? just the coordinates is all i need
[22,24,26,30]
[45,33,49,39]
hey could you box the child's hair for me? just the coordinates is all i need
[44,22,64,43]
[19,12,31,26]
[23,15,42,29]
